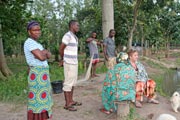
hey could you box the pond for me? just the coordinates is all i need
[162,69,180,96]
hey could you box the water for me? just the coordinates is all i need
[162,69,180,96]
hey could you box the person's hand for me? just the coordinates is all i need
[100,40,103,43]
[59,60,63,67]
[46,51,51,59]
[105,55,109,61]
[42,49,51,59]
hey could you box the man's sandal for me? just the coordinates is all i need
[64,106,77,111]
[71,101,82,106]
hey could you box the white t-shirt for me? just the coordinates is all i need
[24,38,48,67]
[62,31,78,64]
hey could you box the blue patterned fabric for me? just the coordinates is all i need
[28,66,53,117]
[136,61,149,82]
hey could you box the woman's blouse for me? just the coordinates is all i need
[24,38,48,67]
[136,61,149,82]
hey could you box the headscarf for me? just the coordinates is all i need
[27,21,40,31]
[116,52,128,63]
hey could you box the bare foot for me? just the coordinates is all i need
[99,108,111,115]
[92,74,99,77]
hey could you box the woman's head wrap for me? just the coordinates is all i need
[27,21,40,30]
[116,52,128,63]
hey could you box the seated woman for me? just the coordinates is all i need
[127,49,159,108]
[100,52,136,114]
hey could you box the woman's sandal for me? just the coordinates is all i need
[64,105,77,111]
[99,108,111,115]
[71,101,82,106]
[135,101,142,108]
[147,99,159,104]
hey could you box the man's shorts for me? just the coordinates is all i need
[63,62,78,91]
[92,54,99,64]
[106,57,116,69]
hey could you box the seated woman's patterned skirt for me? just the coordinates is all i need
[101,62,136,112]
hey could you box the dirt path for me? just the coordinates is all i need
[0,63,180,120]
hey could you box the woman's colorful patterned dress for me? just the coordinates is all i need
[101,62,136,111]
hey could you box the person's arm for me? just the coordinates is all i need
[59,34,69,66]
[103,44,109,60]
[96,39,102,46]
[59,43,66,60]
[42,49,51,59]
[31,49,48,61]
[26,40,50,61]
[59,43,66,66]
[86,38,93,43]
[103,39,109,60]
[141,63,149,80]
[136,62,149,82]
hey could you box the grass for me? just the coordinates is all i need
[127,107,144,120]
[0,57,107,103]
[142,59,169,97]
[142,58,179,97]
[152,74,167,97]
[0,71,27,103]
[175,58,180,66]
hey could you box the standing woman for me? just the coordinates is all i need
[24,21,53,120]
[128,49,159,108]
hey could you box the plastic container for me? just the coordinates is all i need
[51,80,63,94]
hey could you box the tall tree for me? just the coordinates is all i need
[0,0,30,78]
[102,0,114,39]
[127,0,142,49]
[0,20,12,78]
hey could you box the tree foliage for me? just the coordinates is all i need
[1,0,180,78]
[0,0,31,78]
[0,0,31,55]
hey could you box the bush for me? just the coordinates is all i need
[0,71,27,103]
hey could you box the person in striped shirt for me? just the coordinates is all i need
[59,20,82,111]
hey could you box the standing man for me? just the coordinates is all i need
[59,20,82,111]
[86,31,101,77]
[103,29,116,69]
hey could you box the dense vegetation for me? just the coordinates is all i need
[1,0,180,57]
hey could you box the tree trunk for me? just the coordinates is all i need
[128,0,142,49]
[140,25,144,56]
[0,21,13,77]
[0,71,6,80]
[102,0,114,39]
[165,39,170,58]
